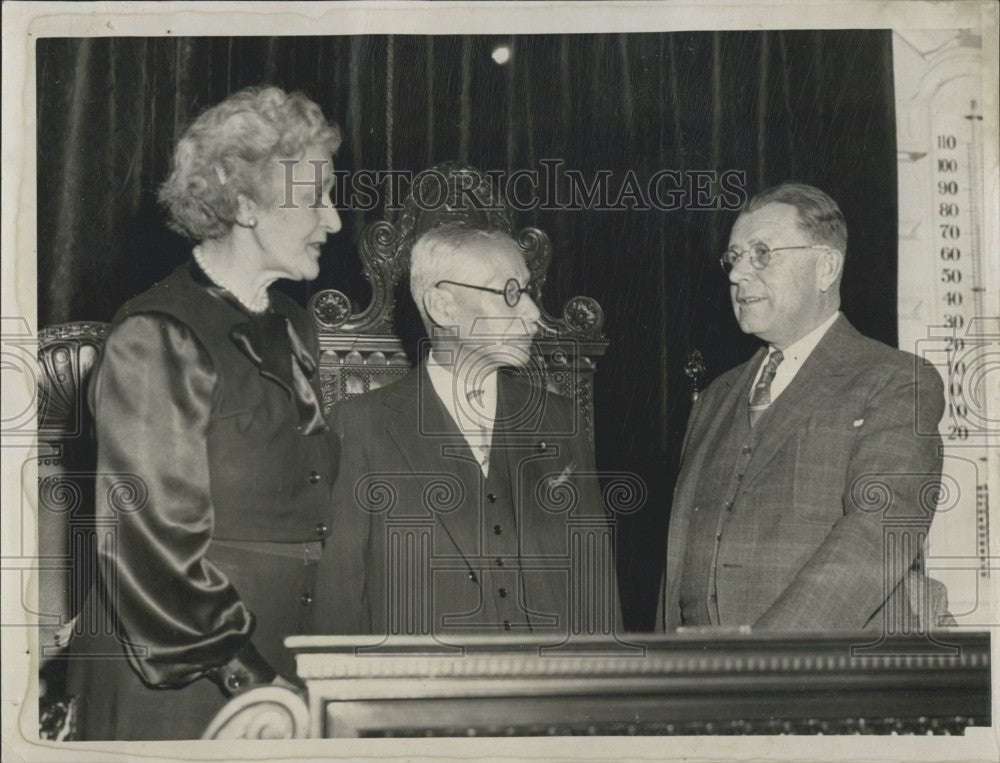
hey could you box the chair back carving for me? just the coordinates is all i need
[37,322,109,438]
[36,322,109,672]
[308,162,609,441]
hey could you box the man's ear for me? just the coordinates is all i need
[423,287,454,328]
[817,247,845,292]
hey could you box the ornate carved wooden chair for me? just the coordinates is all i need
[309,161,608,434]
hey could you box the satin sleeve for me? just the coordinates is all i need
[91,313,274,691]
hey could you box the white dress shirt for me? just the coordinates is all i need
[750,311,840,403]
[426,352,497,476]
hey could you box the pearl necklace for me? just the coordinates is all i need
[193,245,270,314]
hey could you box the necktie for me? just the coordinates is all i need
[748,350,784,428]
[466,389,491,476]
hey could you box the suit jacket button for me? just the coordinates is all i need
[502,620,512,630]
[498,587,508,598]
[741,445,752,455]
[538,441,547,450]
[495,558,504,567]
[487,493,497,503]
[468,571,478,583]
[315,522,328,537]
[308,470,321,484]
[708,593,717,602]
[300,592,313,606]
[493,525,503,535]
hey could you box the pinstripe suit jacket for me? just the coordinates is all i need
[660,315,946,631]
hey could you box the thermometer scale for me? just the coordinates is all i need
[894,29,997,623]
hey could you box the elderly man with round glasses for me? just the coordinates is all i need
[317,222,619,638]
[659,182,950,633]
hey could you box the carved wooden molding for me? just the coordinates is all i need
[278,632,989,737]
[288,632,988,681]
[38,322,110,342]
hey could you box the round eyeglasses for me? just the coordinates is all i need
[435,277,530,307]
[719,243,831,273]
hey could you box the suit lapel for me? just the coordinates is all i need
[381,367,482,556]
[495,375,563,560]
[738,314,858,491]
[495,371,544,434]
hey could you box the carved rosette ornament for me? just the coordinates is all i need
[560,296,605,339]
[309,289,352,331]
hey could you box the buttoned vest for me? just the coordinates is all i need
[679,382,776,625]
[114,264,336,543]
[437,403,566,633]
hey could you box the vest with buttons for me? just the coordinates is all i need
[437,395,563,634]
[679,381,775,626]
[478,438,531,631]
[113,263,336,543]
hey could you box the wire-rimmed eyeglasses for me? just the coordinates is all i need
[435,278,530,307]
[719,243,831,273]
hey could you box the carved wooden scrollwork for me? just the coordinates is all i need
[37,321,110,436]
[201,686,310,740]
[516,226,551,304]
[395,161,513,243]
[326,220,407,334]
[310,162,605,343]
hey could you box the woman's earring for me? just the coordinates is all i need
[247,217,258,229]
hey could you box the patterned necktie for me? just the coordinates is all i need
[467,389,491,475]
[748,350,784,428]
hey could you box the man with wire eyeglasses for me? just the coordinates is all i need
[659,182,951,633]
[318,223,619,637]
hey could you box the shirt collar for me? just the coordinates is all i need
[770,310,840,365]
[426,351,498,433]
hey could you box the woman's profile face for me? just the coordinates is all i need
[251,143,342,282]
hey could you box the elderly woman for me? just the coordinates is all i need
[66,86,342,740]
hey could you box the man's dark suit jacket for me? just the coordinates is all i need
[660,314,946,631]
[317,368,618,637]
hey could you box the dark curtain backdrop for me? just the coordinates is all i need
[37,32,897,629]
